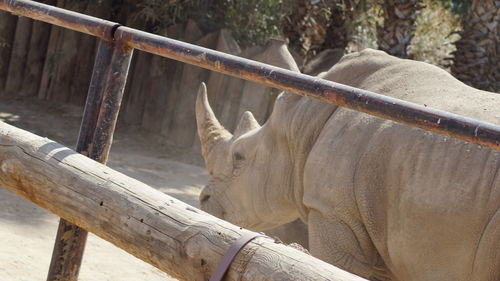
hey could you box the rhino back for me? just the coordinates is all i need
[323,49,500,124]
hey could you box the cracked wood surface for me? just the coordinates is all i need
[0,121,366,281]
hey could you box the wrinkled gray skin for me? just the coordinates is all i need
[196,48,500,281]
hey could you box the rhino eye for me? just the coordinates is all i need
[232,152,245,172]
[233,152,245,162]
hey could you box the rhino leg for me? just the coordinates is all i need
[471,210,500,281]
[264,219,309,249]
[308,210,392,281]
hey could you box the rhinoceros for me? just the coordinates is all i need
[195,48,500,281]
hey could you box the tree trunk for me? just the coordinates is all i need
[451,0,500,92]
[38,0,64,100]
[21,19,53,97]
[68,1,113,105]
[120,15,155,126]
[322,0,360,51]
[0,11,17,92]
[51,0,88,103]
[140,20,195,134]
[159,23,190,139]
[140,54,171,132]
[283,0,357,63]
[4,16,32,95]
[122,52,153,126]
[377,0,423,58]
[207,29,242,126]
[283,0,310,60]
[0,121,367,281]
[166,31,217,148]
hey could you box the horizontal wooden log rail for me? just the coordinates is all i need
[0,121,367,281]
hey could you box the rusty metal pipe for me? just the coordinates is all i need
[76,40,115,157]
[0,0,118,40]
[46,39,115,281]
[114,27,500,150]
[46,40,116,281]
[89,43,133,163]
[46,40,133,281]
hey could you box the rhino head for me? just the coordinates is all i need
[196,83,302,231]
[195,41,307,231]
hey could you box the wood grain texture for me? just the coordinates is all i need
[166,31,217,148]
[68,0,108,105]
[37,11,62,100]
[451,0,499,92]
[0,121,366,281]
[4,16,32,94]
[21,19,53,97]
[0,10,18,92]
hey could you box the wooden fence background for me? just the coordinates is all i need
[0,0,289,155]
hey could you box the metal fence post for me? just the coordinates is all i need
[89,42,134,163]
[46,39,133,281]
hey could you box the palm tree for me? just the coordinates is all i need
[322,0,361,50]
[282,0,323,61]
[451,0,499,92]
[377,0,423,58]
[283,0,360,62]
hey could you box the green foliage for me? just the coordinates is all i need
[134,0,222,32]
[348,0,381,52]
[134,0,292,46]
[223,0,292,46]
[343,0,463,70]
[132,0,467,67]
[438,0,470,15]
[409,0,462,68]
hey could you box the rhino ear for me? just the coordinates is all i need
[233,111,260,138]
[258,39,300,73]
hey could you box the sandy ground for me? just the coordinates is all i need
[0,96,209,281]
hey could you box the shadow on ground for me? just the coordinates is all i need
[0,96,209,281]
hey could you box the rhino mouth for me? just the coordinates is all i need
[200,193,210,204]
[199,187,226,219]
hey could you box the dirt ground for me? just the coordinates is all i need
[0,96,210,281]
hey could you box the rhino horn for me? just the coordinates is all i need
[233,111,260,138]
[195,82,231,158]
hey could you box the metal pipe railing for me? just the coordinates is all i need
[43,39,133,281]
[0,0,118,40]
[45,40,114,281]
[115,26,500,150]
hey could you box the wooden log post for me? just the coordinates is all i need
[4,16,32,95]
[21,19,52,97]
[0,121,367,281]
[0,11,18,92]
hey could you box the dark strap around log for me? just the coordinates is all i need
[209,231,268,281]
